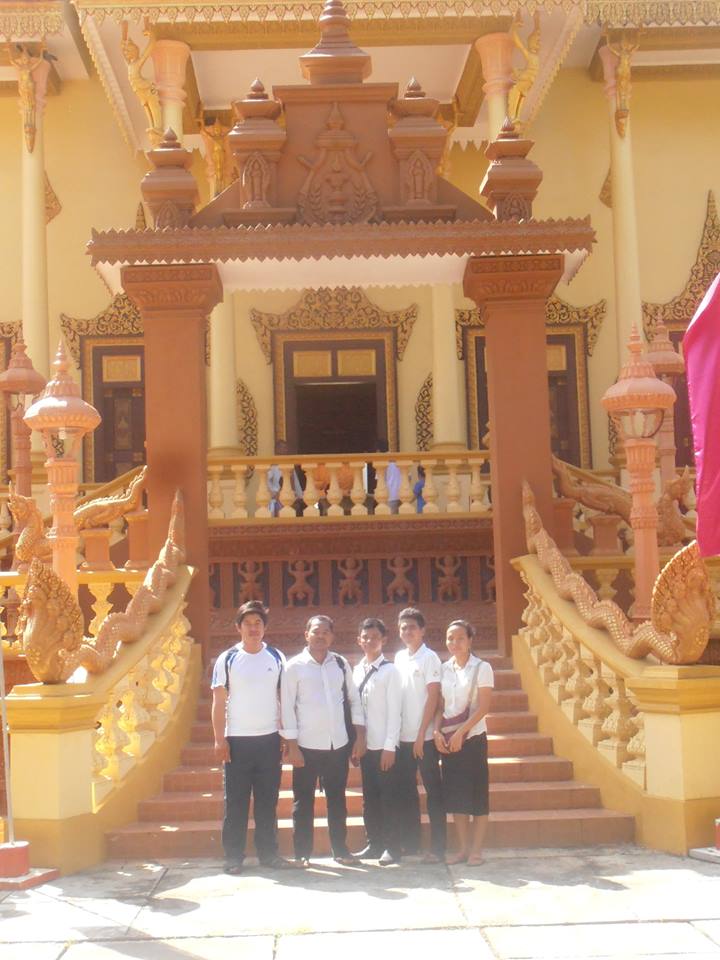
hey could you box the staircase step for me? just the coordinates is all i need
[107,807,634,860]
[487,733,553,757]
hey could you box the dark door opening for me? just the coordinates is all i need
[295,382,377,454]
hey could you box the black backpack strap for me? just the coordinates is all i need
[225,644,283,694]
[224,647,240,692]
[358,659,390,698]
[266,645,284,691]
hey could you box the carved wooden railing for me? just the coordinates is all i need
[206,451,492,521]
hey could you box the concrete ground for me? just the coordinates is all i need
[2,846,720,959]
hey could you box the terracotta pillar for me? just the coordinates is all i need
[464,254,563,651]
[430,283,466,450]
[122,264,222,654]
[599,44,643,361]
[474,33,514,140]
[209,295,239,454]
[150,40,191,138]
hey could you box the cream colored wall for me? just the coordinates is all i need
[448,69,720,468]
[233,285,433,457]
[0,79,148,352]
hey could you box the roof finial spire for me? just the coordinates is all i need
[299,0,371,85]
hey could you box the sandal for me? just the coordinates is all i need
[260,856,295,870]
[334,855,359,866]
[466,855,485,867]
[223,861,244,876]
[422,852,442,864]
[295,857,311,869]
[445,852,468,865]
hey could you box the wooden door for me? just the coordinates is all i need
[92,345,146,481]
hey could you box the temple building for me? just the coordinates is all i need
[0,0,719,877]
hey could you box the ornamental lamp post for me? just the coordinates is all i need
[601,326,675,622]
[646,319,685,487]
[0,332,46,498]
[24,342,100,596]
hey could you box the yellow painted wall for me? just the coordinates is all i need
[0,79,148,345]
[449,69,720,468]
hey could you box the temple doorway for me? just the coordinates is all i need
[295,381,377,454]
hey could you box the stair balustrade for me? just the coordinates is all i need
[205,451,492,521]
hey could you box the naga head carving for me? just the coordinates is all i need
[18,558,85,683]
[651,540,715,664]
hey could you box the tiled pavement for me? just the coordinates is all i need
[2,846,720,959]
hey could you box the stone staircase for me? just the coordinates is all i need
[106,616,634,859]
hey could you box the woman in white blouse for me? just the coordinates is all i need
[433,619,494,866]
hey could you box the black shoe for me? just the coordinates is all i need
[223,860,244,875]
[353,845,383,860]
[378,850,399,866]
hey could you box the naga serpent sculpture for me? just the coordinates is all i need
[523,481,714,665]
[19,489,185,684]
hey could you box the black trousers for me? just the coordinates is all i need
[222,732,282,863]
[292,745,350,859]
[360,749,401,855]
[395,740,446,857]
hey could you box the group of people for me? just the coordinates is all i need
[211,602,494,874]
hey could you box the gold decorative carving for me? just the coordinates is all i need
[0,4,63,39]
[200,116,233,198]
[436,555,462,602]
[337,349,375,376]
[45,172,60,223]
[7,42,46,153]
[297,102,378,226]
[19,490,186,684]
[642,191,720,340]
[337,557,363,605]
[386,556,414,604]
[508,11,541,124]
[61,293,143,368]
[606,31,638,138]
[235,378,258,456]
[251,286,417,363]
[135,202,147,230]
[102,354,142,382]
[585,2,720,27]
[7,487,51,569]
[74,465,147,531]
[415,373,433,452]
[599,167,612,208]
[287,560,315,606]
[120,21,162,145]
[523,482,714,665]
[455,295,606,359]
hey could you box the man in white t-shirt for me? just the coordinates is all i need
[393,607,446,862]
[351,617,402,866]
[211,600,293,874]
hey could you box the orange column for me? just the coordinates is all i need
[122,263,223,655]
[464,254,563,651]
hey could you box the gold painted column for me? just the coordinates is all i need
[430,283,466,451]
[11,50,52,381]
[599,41,643,363]
[475,32,514,140]
[209,294,239,454]
[150,39,191,137]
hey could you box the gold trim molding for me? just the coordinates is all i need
[250,287,418,364]
[60,293,143,368]
[415,373,433,453]
[0,3,64,40]
[236,378,258,456]
[454,294,607,360]
[45,172,61,224]
[586,2,720,26]
[642,190,720,340]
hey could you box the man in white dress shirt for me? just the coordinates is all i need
[351,617,403,866]
[393,607,446,862]
[282,615,366,866]
[211,600,291,874]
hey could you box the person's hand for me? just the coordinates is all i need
[351,730,367,766]
[214,739,230,763]
[287,743,305,768]
[433,730,449,755]
[413,737,425,760]
[380,749,395,772]
[449,730,465,753]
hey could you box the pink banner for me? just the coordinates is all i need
[683,271,720,558]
